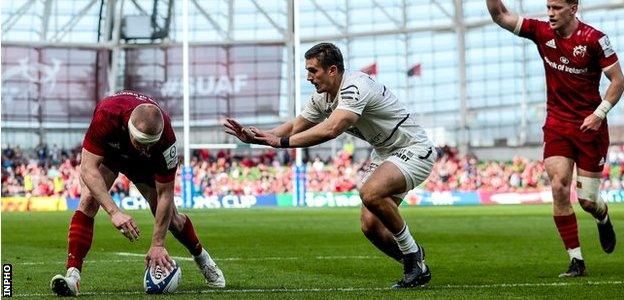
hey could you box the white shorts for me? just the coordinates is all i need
[361,144,436,199]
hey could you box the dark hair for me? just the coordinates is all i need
[304,43,345,73]
[566,0,578,4]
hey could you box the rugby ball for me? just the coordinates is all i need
[143,261,181,294]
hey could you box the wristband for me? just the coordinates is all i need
[280,136,290,148]
[593,100,613,119]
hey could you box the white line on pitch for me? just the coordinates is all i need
[12,281,624,297]
[14,253,379,265]
[115,252,377,262]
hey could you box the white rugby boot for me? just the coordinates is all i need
[194,249,225,288]
[51,267,81,296]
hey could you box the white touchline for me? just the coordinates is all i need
[14,253,380,265]
[12,281,624,297]
[115,252,378,261]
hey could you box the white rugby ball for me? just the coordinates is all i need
[143,261,181,294]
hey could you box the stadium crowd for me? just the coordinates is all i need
[3,144,624,198]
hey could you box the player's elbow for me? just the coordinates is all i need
[326,126,344,139]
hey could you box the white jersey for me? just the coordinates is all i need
[300,70,431,154]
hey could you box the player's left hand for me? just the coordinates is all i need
[580,113,603,132]
[250,127,281,147]
[145,246,175,275]
[223,118,256,143]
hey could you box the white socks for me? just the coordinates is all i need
[194,248,216,266]
[567,247,583,261]
[393,225,419,254]
[66,267,80,280]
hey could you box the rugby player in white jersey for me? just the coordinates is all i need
[223,43,436,288]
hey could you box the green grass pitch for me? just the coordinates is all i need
[2,204,623,299]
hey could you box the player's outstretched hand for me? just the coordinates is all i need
[145,246,174,275]
[111,210,140,241]
[250,127,281,148]
[223,118,255,143]
[580,113,603,132]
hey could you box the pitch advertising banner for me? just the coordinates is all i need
[124,44,283,122]
[303,192,361,208]
[404,190,481,206]
[1,196,67,212]
[601,189,624,203]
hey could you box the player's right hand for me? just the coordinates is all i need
[111,210,140,241]
[145,246,174,274]
[223,118,255,143]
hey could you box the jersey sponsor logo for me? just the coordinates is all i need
[560,56,569,64]
[599,156,606,166]
[163,144,178,169]
[543,56,588,74]
[572,45,587,57]
[598,36,615,58]
[546,39,557,49]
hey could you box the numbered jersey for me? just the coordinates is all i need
[516,18,619,126]
[301,70,431,154]
[82,91,178,183]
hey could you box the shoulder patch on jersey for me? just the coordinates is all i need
[162,144,178,169]
[599,36,615,58]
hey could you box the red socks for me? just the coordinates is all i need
[554,213,580,249]
[66,212,202,270]
[66,210,94,271]
[170,215,203,256]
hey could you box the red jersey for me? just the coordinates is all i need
[518,18,619,126]
[82,91,178,183]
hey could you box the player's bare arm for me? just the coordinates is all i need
[224,116,316,144]
[268,116,317,137]
[80,148,140,241]
[486,0,521,33]
[252,109,358,148]
[580,62,624,132]
[146,180,176,272]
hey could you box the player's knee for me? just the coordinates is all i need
[550,177,571,197]
[359,187,380,208]
[576,176,600,202]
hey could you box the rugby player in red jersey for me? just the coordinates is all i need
[50,91,225,296]
[487,0,623,277]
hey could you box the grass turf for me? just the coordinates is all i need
[2,204,623,299]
